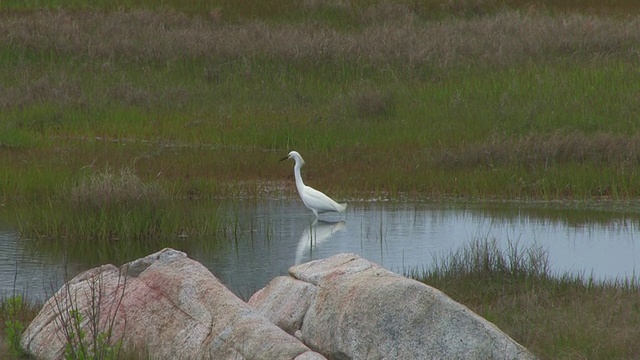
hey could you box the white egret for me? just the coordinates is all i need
[280,151,347,218]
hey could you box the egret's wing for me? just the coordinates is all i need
[302,185,344,213]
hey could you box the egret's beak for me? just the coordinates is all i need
[279,155,289,162]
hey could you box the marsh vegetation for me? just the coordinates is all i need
[413,238,640,359]
[1,0,639,358]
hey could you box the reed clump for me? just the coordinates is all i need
[69,168,166,210]
[15,168,173,262]
[11,166,231,267]
[352,89,395,119]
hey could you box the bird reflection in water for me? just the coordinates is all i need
[295,219,346,265]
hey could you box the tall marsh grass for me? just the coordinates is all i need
[411,238,640,359]
[13,168,227,265]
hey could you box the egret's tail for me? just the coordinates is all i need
[337,203,347,213]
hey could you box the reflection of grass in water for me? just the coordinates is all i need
[15,202,227,266]
[217,202,277,257]
[465,200,640,230]
[410,237,640,359]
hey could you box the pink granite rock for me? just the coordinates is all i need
[21,248,325,360]
[249,253,537,360]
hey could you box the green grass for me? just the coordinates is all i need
[0,294,41,358]
[1,58,640,200]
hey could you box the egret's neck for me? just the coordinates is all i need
[294,163,305,192]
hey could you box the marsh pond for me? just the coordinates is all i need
[2,199,640,302]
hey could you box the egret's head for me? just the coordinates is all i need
[279,150,305,166]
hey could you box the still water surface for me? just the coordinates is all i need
[2,200,639,301]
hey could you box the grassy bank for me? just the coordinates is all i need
[1,3,640,202]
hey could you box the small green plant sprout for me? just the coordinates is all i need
[4,295,27,358]
[62,309,121,360]
[53,271,125,360]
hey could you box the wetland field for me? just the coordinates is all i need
[1,0,640,358]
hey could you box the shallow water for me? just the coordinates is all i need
[2,200,640,301]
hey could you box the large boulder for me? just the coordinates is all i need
[21,248,325,360]
[249,253,537,360]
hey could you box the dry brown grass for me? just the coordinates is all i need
[70,167,167,209]
[0,72,86,110]
[470,281,640,359]
[1,9,639,68]
[434,132,640,169]
[0,70,192,112]
[352,88,395,119]
[417,238,640,359]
